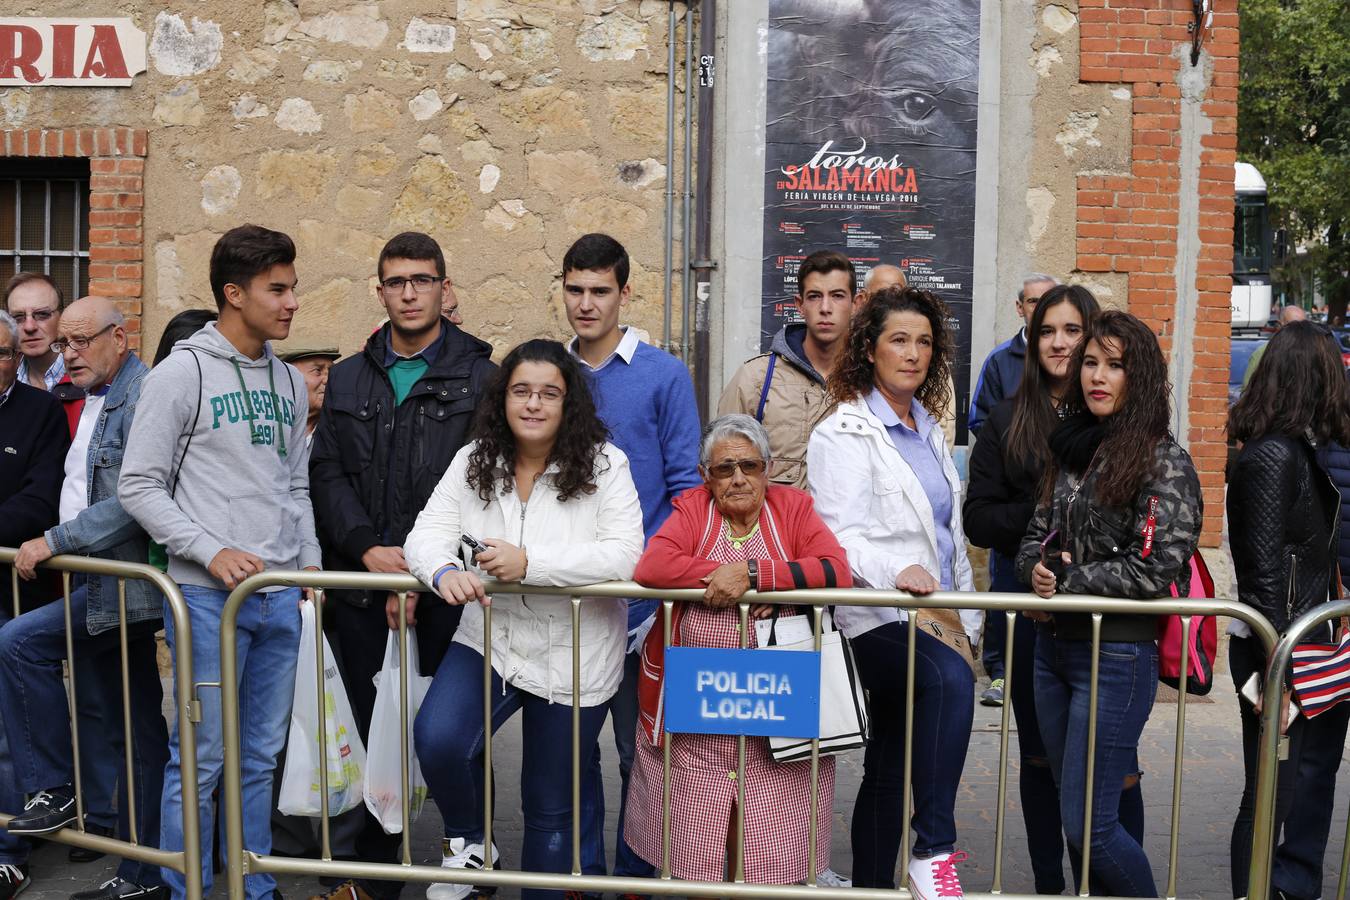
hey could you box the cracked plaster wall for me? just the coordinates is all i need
[2,1,685,358]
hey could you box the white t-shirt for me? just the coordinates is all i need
[59,394,106,523]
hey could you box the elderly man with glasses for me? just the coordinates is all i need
[0,296,170,900]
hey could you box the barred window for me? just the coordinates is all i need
[0,158,91,302]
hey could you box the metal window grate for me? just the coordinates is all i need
[0,158,91,301]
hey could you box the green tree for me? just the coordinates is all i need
[1239,0,1350,319]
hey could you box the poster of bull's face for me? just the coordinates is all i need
[761,0,981,439]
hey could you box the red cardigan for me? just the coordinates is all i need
[635,483,852,745]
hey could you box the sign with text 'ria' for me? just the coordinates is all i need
[663,647,821,738]
[1,19,147,87]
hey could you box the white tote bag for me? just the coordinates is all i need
[278,600,366,816]
[363,627,434,834]
[759,610,870,763]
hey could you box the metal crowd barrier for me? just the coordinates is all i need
[0,548,204,899]
[1256,599,1350,900]
[217,571,1295,900]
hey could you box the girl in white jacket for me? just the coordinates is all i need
[404,339,643,900]
[807,287,977,900]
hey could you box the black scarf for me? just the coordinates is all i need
[1048,411,1106,475]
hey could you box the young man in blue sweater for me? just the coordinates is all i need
[562,233,701,888]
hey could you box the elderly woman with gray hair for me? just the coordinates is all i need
[622,414,852,885]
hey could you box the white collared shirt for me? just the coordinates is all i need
[567,326,640,373]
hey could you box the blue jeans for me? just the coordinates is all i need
[0,609,27,866]
[160,585,300,900]
[0,584,167,884]
[582,649,653,880]
[848,621,975,888]
[980,552,1016,680]
[414,642,609,900]
[1034,630,1158,897]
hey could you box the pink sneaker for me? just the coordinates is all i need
[907,850,967,899]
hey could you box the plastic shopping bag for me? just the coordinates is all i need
[278,599,366,816]
[363,627,433,834]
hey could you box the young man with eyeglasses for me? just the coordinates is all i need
[120,225,321,900]
[561,233,702,892]
[307,231,496,900]
[0,296,170,900]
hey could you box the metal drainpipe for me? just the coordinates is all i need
[690,0,717,421]
[662,2,678,352]
[680,2,695,364]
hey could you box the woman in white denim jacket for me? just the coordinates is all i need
[807,286,978,900]
[404,339,642,900]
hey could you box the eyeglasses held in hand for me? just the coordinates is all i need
[12,307,56,324]
[705,458,768,479]
[379,275,443,296]
[507,384,565,405]
[51,323,114,354]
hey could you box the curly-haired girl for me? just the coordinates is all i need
[404,338,644,900]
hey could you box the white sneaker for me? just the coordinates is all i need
[817,867,852,888]
[907,850,967,899]
[427,837,500,900]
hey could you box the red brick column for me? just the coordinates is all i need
[1075,1,1237,547]
[1,127,148,350]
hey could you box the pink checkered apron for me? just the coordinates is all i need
[624,522,835,884]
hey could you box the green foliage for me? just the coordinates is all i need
[1239,0,1350,314]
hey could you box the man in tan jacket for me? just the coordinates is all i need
[718,249,862,488]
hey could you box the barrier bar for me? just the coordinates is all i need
[1078,613,1103,897]
[660,598,674,880]
[1164,615,1193,900]
[399,591,412,865]
[806,604,824,888]
[482,601,495,874]
[61,570,87,836]
[571,595,583,876]
[900,610,918,884]
[208,569,1286,900]
[315,589,333,862]
[734,601,749,883]
[0,548,204,898]
[991,609,1017,894]
[116,577,139,845]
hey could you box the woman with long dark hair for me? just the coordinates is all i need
[1017,311,1203,897]
[404,339,643,900]
[1226,322,1350,900]
[964,284,1150,895]
[808,286,980,899]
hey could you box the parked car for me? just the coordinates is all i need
[1229,336,1268,407]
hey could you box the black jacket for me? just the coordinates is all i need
[963,398,1041,559]
[0,381,70,613]
[1229,434,1340,637]
[309,320,496,606]
[1317,441,1350,578]
[1017,436,1203,641]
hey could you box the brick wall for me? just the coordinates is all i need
[1075,0,1237,547]
[1,127,148,349]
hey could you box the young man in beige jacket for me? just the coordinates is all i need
[719,249,862,489]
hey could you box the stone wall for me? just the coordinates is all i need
[2,1,686,357]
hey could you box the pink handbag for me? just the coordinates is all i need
[1158,553,1218,696]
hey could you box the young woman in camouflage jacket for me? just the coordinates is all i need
[1017,310,1203,898]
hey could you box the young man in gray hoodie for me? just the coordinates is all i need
[119,224,321,900]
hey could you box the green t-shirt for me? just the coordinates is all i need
[387,357,429,405]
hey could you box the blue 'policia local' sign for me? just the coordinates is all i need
[663,647,821,738]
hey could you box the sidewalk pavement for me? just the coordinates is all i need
[20,677,1350,899]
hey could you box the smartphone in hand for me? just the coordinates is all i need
[1040,529,1066,579]
[461,533,489,564]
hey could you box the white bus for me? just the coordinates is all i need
[1232,161,1273,330]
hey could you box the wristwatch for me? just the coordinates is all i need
[746,558,759,591]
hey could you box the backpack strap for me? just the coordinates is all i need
[754,353,778,423]
[170,349,204,499]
